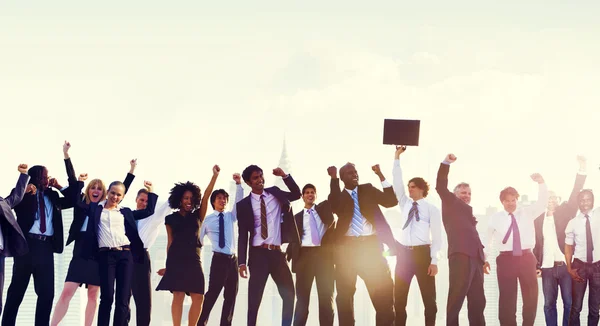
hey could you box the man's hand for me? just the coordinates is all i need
[144,180,153,193]
[272,168,287,177]
[129,159,137,174]
[427,264,438,277]
[444,154,457,164]
[157,268,166,276]
[18,164,28,174]
[483,261,491,274]
[63,141,71,159]
[239,265,248,278]
[327,166,337,179]
[530,173,545,184]
[78,173,88,182]
[48,177,62,189]
[233,173,241,185]
[568,268,585,283]
[536,269,542,277]
[212,165,221,176]
[26,184,37,195]
[577,155,587,170]
[372,164,382,175]
[394,145,407,159]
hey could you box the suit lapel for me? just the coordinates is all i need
[295,211,304,238]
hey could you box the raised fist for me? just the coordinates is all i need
[233,173,241,185]
[18,164,28,174]
[144,180,153,192]
[272,167,287,177]
[445,154,457,164]
[78,173,88,182]
[327,166,337,178]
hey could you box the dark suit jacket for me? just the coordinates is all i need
[327,178,398,244]
[0,173,30,257]
[13,159,78,254]
[436,163,485,261]
[65,172,135,247]
[288,200,336,273]
[236,175,301,267]
[533,173,586,269]
[81,193,157,263]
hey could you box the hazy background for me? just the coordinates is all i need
[1,1,599,324]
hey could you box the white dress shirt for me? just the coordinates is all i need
[485,183,548,260]
[251,190,283,246]
[565,209,600,263]
[301,205,326,247]
[97,200,130,248]
[541,212,566,268]
[392,158,442,264]
[343,180,392,237]
[138,201,172,249]
[200,184,244,255]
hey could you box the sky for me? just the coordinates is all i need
[1,1,600,213]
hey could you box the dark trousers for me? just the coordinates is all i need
[541,263,571,326]
[198,252,239,326]
[131,249,152,326]
[335,235,395,326]
[98,249,134,326]
[569,259,600,326]
[2,237,54,326]
[247,247,295,326]
[293,246,335,326]
[446,253,486,326]
[496,250,538,326]
[395,245,437,326]
[0,255,5,316]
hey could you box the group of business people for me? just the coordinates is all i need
[0,141,598,326]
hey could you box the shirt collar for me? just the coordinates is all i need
[99,200,121,210]
[304,204,316,214]
[251,190,269,201]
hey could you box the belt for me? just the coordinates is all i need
[99,245,130,252]
[254,243,281,251]
[399,244,430,251]
[499,249,532,255]
[554,261,565,267]
[28,233,51,241]
[213,251,236,258]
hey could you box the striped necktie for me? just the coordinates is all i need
[350,191,364,236]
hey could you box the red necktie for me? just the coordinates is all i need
[39,192,47,234]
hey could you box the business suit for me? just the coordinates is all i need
[2,159,77,326]
[288,200,335,326]
[328,178,397,326]
[436,162,486,326]
[533,173,585,326]
[81,192,157,326]
[237,174,301,326]
[0,173,30,316]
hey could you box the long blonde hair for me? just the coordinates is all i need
[84,179,107,204]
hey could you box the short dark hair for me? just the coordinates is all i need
[408,177,430,198]
[302,183,316,195]
[168,181,202,210]
[27,165,47,188]
[499,187,519,202]
[108,181,125,193]
[242,165,263,183]
[136,188,149,197]
[210,189,229,209]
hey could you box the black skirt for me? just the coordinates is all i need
[64,233,101,287]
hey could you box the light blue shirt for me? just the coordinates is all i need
[199,184,243,255]
[29,193,54,236]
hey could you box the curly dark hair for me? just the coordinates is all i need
[168,181,202,210]
[242,165,263,183]
[408,177,430,198]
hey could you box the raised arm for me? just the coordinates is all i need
[63,141,77,184]
[372,164,399,208]
[273,168,301,201]
[522,173,549,219]
[436,154,459,202]
[200,165,220,220]
[132,181,157,220]
[231,173,244,222]
[327,166,341,214]
[392,146,410,207]
[563,155,587,213]
[123,159,137,194]
[5,164,31,208]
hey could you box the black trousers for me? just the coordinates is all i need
[98,248,134,326]
[446,253,486,326]
[198,252,239,326]
[569,259,600,326]
[496,250,538,326]
[395,245,437,326]
[247,247,295,326]
[2,236,54,326]
[335,235,395,326]
[293,246,334,326]
[131,249,152,326]
[0,255,5,316]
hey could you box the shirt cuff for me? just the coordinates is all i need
[381,180,392,188]
[431,257,438,265]
[578,170,587,176]
[442,161,450,165]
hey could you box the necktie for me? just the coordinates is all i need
[39,192,47,234]
[260,195,268,239]
[502,213,522,256]
[350,191,364,236]
[308,209,321,245]
[402,202,419,230]
[586,214,593,263]
[218,212,225,249]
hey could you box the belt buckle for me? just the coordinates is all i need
[266,244,274,251]
[113,246,123,251]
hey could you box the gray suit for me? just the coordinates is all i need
[0,173,30,315]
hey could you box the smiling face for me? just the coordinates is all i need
[247,171,265,193]
[340,164,359,189]
[180,190,194,213]
[408,181,424,200]
[85,179,106,203]
[302,187,316,207]
[136,192,148,210]
[213,193,228,212]
[502,194,518,214]
[106,184,125,208]
[454,185,472,205]
[579,191,594,214]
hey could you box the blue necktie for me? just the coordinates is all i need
[350,191,364,236]
[502,213,522,256]
[218,212,225,249]
[402,202,419,230]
